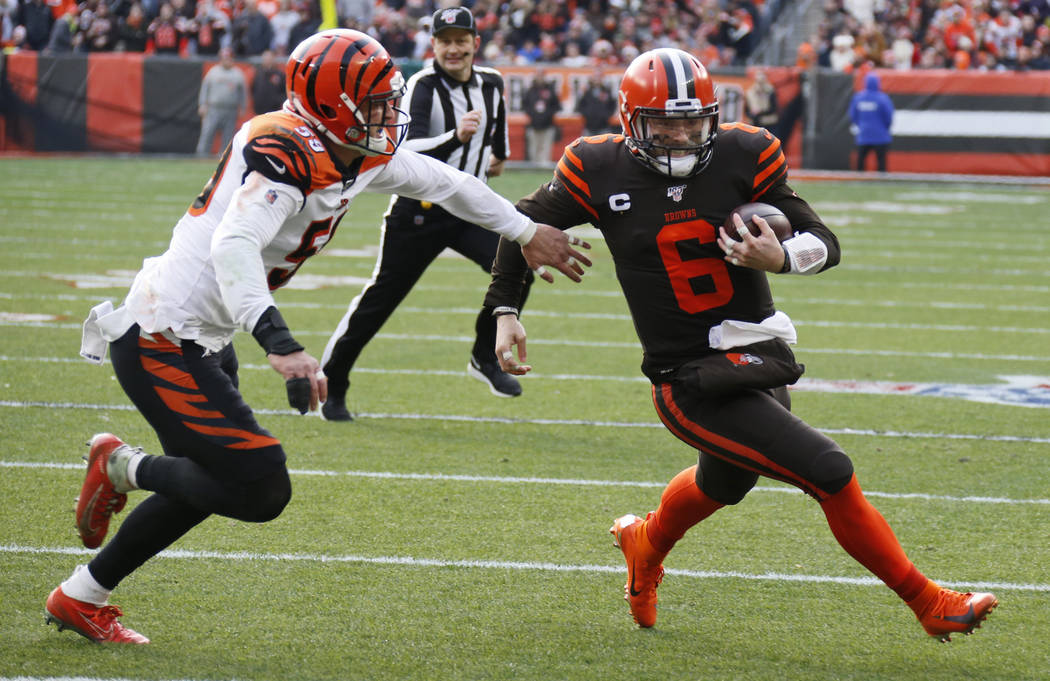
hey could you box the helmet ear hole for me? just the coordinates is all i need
[318,104,336,119]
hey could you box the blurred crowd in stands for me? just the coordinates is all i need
[1,0,1048,71]
[810,0,1050,71]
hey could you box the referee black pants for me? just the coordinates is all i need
[321,204,533,397]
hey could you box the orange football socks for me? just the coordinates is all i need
[819,473,929,602]
[646,465,725,554]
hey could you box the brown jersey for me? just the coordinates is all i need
[486,124,840,382]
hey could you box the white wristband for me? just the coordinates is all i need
[782,232,828,275]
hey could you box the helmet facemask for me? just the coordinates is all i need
[626,99,719,178]
[336,71,409,155]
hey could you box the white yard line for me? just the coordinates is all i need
[3,461,1047,505]
[2,543,1046,593]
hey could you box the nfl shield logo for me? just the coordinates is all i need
[265,189,278,204]
[667,185,686,202]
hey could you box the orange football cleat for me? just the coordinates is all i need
[609,512,667,628]
[75,433,134,549]
[45,586,149,644]
[911,583,998,642]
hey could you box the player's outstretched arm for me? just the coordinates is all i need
[522,225,592,283]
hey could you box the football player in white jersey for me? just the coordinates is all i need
[44,29,590,644]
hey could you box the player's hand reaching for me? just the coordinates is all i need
[268,350,328,414]
[495,315,531,375]
[522,224,592,283]
[716,214,789,273]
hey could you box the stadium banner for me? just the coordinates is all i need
[859,69,1050,176]
[34,54,88,151]
[0,50,37,151]
[0,53,255,154]
[87,53,144,153]
[143,58,204,154]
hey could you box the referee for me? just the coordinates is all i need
[320,7,533,422]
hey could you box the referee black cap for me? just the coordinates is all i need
[432,7,476,35]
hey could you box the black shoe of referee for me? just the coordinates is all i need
[321,393,354,422]
[468,355,522,397]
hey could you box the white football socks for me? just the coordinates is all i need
[62,564,111,606]
[125,450,144,489]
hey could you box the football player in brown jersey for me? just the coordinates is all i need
[45,29,590,644]
[483,48,997,641]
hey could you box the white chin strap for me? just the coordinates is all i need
[362,130,390,155]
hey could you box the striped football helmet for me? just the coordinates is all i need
[618,48,720,177]
[285,29,409,155]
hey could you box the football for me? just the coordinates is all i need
[724,202,793,242]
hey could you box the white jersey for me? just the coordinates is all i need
[107,110,535,354]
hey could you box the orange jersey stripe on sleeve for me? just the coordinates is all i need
[753,140,787,199]
[554,149,600,221]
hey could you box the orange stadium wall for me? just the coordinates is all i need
[2,53,1048,176]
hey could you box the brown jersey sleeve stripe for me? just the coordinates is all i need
[753,159,787,200]
[755,138,789,196]
[756,135,782,165]
[554,160,600,221]
[559,147,591,198]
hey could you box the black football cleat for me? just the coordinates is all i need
[321,394,354,422]
[468,355,522,397]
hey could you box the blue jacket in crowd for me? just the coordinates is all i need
[849,73,895,146]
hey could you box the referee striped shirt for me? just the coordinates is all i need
[400,61,509,181]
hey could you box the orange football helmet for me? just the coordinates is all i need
[618,48,719,177]
[285,29,409,155]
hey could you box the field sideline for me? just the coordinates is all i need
[1,157,1048,681]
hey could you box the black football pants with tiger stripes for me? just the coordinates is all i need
[87,326,291,590]
[651,382,855,504]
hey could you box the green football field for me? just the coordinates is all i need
[0,157,1048,681]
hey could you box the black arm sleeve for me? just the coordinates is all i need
[252,306,304,356]
[484,236,533,310]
